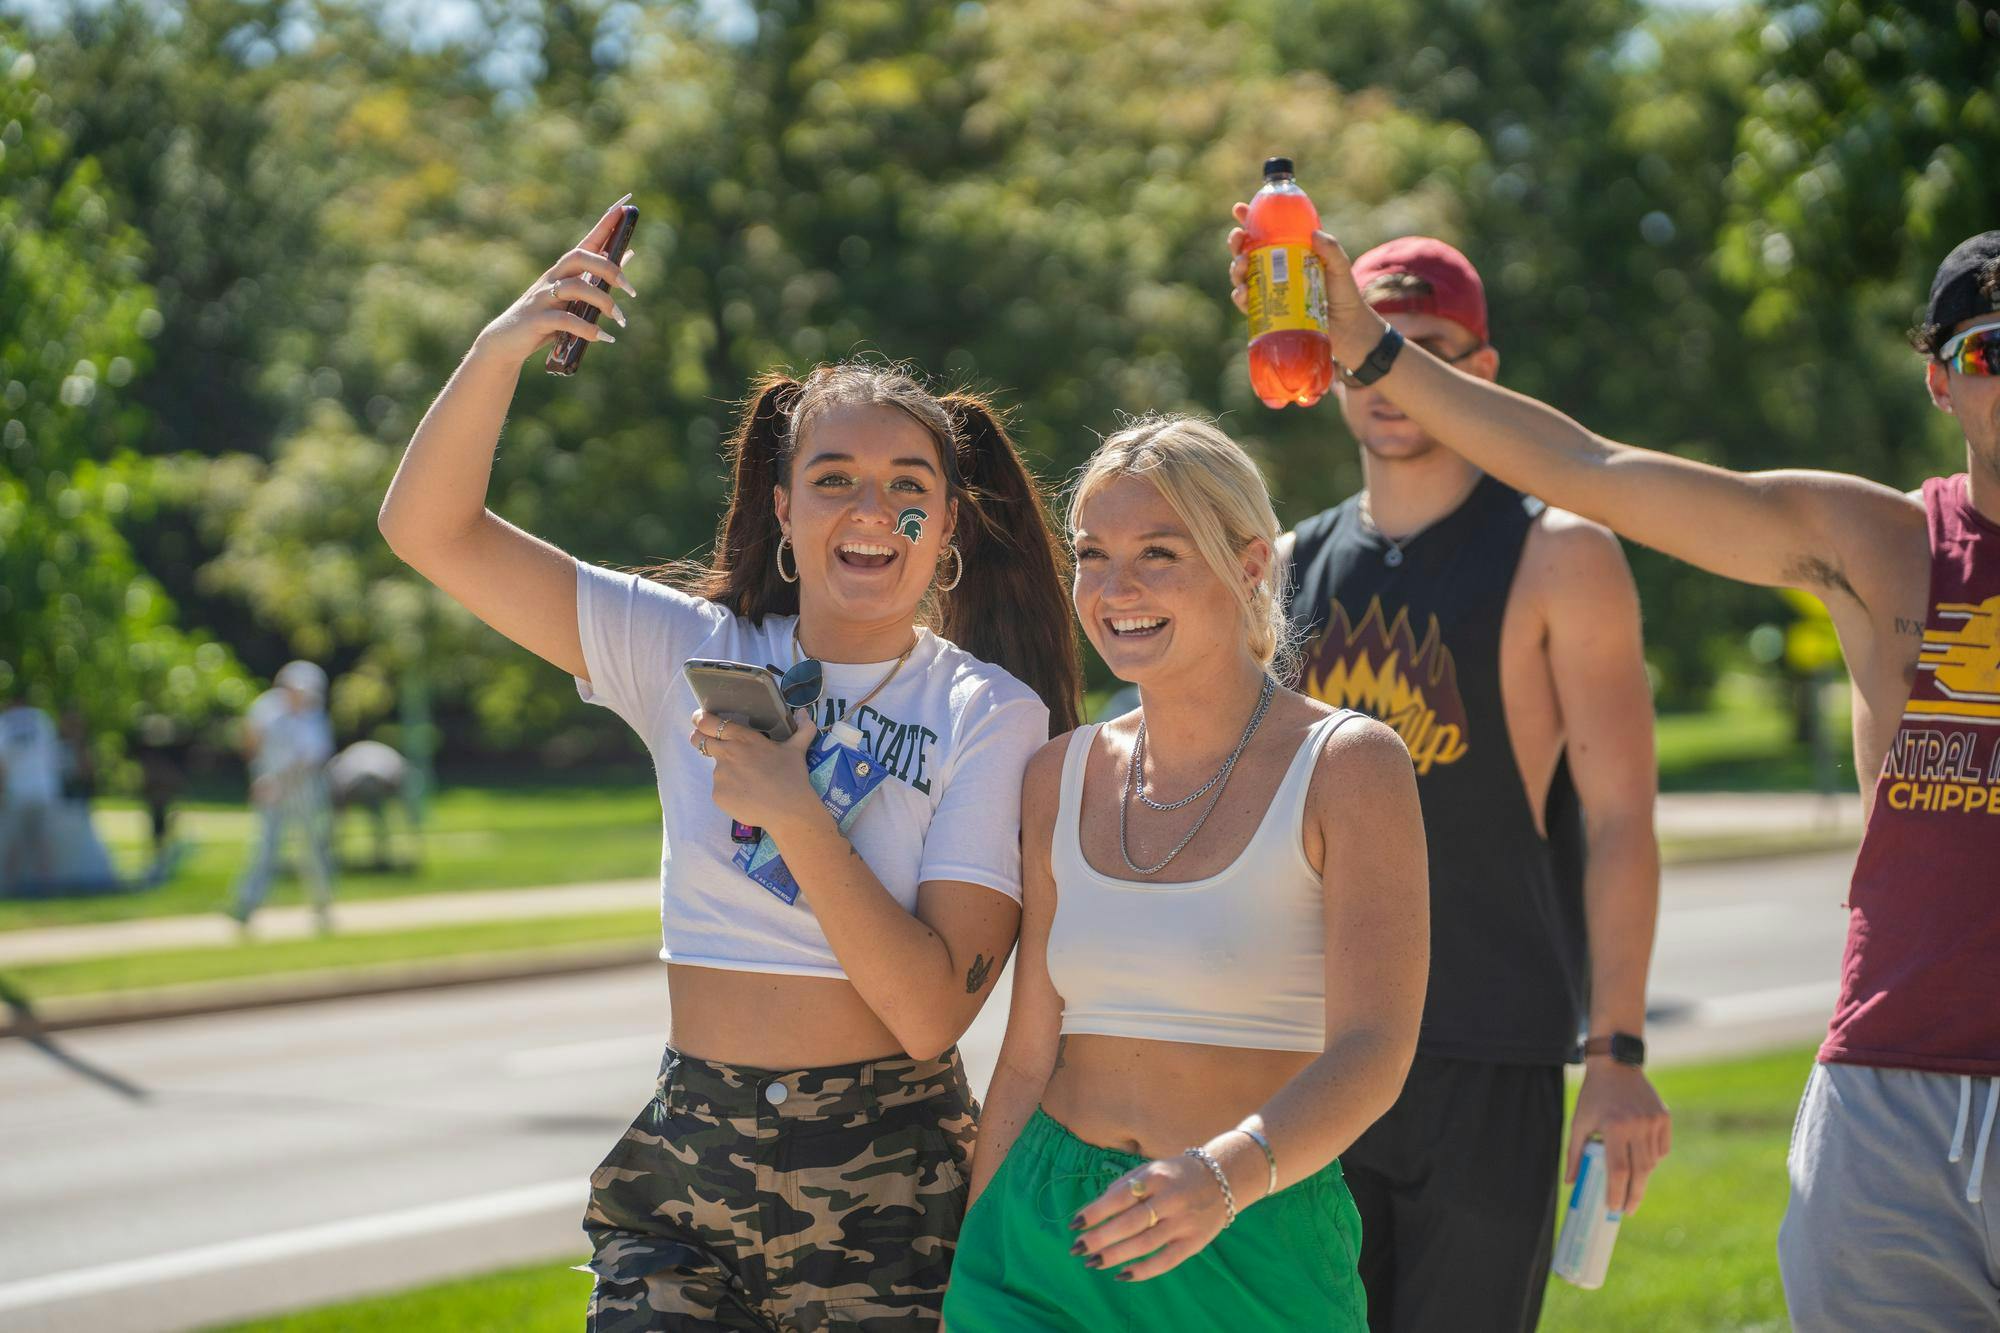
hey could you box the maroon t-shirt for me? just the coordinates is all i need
[1820,474,2000,1077]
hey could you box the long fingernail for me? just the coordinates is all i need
[1084,1255,1104,1269]
[617,276,637,297]
[1069,1215,1085,1230]
[613,305,628,327]
[598,331,616,343]
[1068,1241,1086,1256]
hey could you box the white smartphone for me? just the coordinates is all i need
[682,659,797,741]
[683,658,796,846]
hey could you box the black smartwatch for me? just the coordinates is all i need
[1341,324,1406,387]
[1583,1032,1646,1067]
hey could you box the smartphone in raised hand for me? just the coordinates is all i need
[546,202,638,376]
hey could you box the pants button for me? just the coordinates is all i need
[765,1081,789,1106]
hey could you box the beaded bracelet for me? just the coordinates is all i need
[1234,1126,1279,1199]
[1182,1146,1237,1227]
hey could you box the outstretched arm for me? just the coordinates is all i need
[1227,212,1919,613]
[379,200,636,680]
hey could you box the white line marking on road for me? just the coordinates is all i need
[0,1179,585,1314]
[504,1033,662,1076]
[1653,979,1839,1029]
[1691,979,1839,1025]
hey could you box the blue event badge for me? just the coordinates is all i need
[733,719,894,905]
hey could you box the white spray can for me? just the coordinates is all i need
[1552,1138,1623,1289]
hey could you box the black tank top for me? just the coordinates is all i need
[1287,474,1586,1066]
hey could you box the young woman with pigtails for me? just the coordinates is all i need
[379,201,1081,1331]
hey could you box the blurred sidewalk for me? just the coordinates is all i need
[0,879,654,969]
[1656,789,1863,839]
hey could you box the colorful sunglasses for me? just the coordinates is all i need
[1936,323,2000,376]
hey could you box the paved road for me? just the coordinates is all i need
[0,848,1857,1332]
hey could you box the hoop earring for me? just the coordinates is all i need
[934,543,963,592]
[775,535,799,584]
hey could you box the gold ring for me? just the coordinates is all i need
[697,738,708,756]
[1127,1179,1147,1200]
[717,718,730,739]
[548,279,562,299]
[1147,1204,1159,1229]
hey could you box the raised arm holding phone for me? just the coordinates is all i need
[380,198,1082,1330]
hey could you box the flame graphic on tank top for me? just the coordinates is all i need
[1298,596,1471,775]
[1907,593,2000,724]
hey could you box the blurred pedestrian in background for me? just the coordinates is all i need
[134,713,191,862]
[328,739,413,871]
[229,660,337,930]
[0,696,62,895]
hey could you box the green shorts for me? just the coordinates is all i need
[944,1106,1368,1331]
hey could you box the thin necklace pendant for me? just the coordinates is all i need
[1359,493,1409,568]
[1119,676,1276,877]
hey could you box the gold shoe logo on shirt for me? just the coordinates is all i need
[1909,594,2000,724]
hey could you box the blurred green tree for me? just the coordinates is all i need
[0,26,251,758]
[1720,0,1998,479]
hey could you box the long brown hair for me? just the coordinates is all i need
[664,361,1082,734]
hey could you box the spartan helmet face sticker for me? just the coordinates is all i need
[896,507,927,544]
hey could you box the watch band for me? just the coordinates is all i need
[1344,324,1405,387]
[1584,1032,1647,1067]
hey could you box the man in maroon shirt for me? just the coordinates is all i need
[1231,224,2000,1326]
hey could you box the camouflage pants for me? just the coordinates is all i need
[582,1045,976,1332]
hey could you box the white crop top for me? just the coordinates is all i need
[1045,710,1361,1052]
[572,561,1049,978]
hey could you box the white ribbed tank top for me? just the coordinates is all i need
[1046,709,1362,1053]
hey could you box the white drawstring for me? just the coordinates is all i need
[1965,1076,1999,1205]
[1949,1075,1971,1163]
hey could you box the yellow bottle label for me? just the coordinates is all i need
[1246,243,1329,339]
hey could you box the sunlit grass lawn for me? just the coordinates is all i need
[0,782,662,932]
[1654,672,1854,794]
[219,1046,1811,1333]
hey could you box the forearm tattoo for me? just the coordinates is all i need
[964,952,994,994]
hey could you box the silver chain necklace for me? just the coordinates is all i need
[1119,675,1276,876]
[1358,492,1411,568]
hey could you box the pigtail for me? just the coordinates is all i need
[659,373,803,622]
[939,394,1084,735]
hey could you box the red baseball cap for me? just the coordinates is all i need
[1350,236,1489,345]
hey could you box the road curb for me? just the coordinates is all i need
[0,941,660,1040]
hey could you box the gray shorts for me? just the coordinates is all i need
[1779,1061,2000,1330]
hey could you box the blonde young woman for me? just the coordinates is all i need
[942,416,1429,1330]
[380,202,1081,1331]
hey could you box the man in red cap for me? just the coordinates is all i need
[1236,218,2000,1328]
[1232,226,1672,1330]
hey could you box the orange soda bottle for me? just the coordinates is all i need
[1244,157,1334,408]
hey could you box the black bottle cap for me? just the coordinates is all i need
[1263,156,1295,177]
